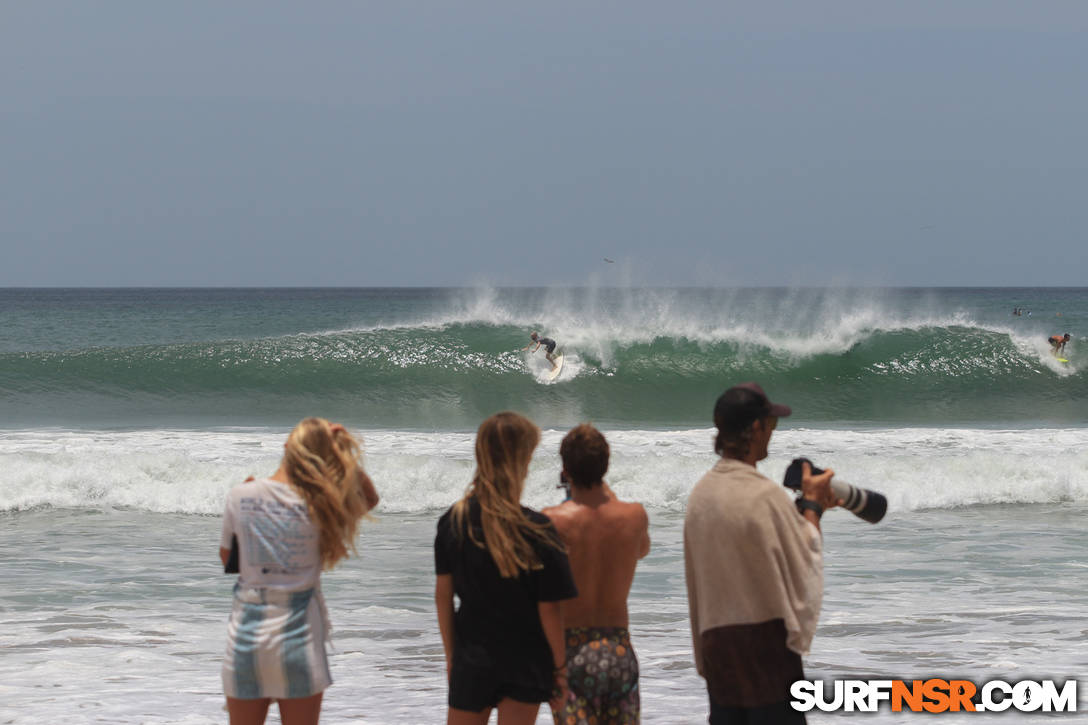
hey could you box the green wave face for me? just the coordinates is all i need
[3,305,1084,428]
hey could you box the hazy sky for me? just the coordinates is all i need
[3,2,1087,286]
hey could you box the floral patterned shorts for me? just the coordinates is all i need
[554,627,640,725]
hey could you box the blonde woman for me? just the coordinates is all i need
[219,418,380,725]
[435,412,578,725]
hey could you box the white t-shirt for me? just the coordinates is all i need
[220,478,323,591]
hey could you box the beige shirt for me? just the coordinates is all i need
[684,458,823,675]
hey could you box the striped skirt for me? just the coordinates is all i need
[222,583,332,700]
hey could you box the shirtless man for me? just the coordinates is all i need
[542,424,650,725]
[1049,333,1071,355]
[522,331,560,371]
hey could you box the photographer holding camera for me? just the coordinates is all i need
[684,383,838,724]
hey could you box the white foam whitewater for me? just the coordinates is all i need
[3,425,1086,514]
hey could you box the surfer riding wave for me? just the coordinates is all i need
[522,331,559,372]
[1048,333,1071,356]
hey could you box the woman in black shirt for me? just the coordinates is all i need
[435,412,578,724]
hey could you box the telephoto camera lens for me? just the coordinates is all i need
[783,458,887,524]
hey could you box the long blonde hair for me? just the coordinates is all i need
[283,417,371,569]
[451,411,561,578]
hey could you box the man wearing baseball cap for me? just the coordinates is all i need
[684,383,837,724]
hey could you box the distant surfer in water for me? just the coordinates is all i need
[1048,333,1071,355]
[522,331,559,371]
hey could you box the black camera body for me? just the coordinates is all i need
[783,457,887,524]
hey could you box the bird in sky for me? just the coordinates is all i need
[603,258,615,263]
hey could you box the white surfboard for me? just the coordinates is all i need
[545,354,565,381]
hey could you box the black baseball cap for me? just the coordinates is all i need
[713,382,792,432]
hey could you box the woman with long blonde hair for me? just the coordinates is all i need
[219,418,380,725]
[435,412,577,725]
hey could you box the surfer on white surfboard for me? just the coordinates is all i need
[522,331,560,372]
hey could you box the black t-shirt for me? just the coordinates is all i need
[435,497,577,675]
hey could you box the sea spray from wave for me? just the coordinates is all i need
[3,427,1086,515]
[432,285,1075,361]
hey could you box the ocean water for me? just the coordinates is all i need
[1,287,1086,723]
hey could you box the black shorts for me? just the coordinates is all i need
[543,341,556,354]
[448,658,551,712]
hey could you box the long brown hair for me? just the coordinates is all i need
[282,417,372,569]
[451,412,560,578]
